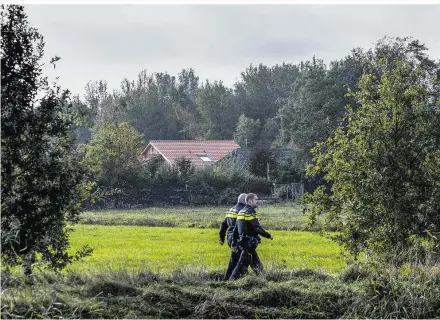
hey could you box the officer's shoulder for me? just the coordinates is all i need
[238,205,248,214]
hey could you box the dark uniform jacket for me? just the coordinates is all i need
[232,205,271,250]
[219,202,246,245]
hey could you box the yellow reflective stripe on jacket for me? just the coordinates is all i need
[237,214,257,221]
[225,207,238,218]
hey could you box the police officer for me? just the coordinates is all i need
[218,193,247,280]
[229,193,273,280]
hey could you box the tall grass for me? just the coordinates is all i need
[341,261,440,318]
[3,204,438,318]
[2,263,439,319]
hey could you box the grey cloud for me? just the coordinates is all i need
[23,4,440,96]
[254,40,324,59]
[50,22,181,62]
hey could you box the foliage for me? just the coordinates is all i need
[233,63,300,148]
[302,60,440,261]
[140,154,164,177]
[234,62,299,122]
[277,37,439,176]
[196,80,237,139]
[277,56,361,175]
[82,122,144,190]
[72,38,440,188]
[150,162,183,189]
[174,68,201,139]
[70,38,439,186]
[238,148,301,183]
[271,157,302,183]
[89,156,272,208]
[84,70,193,140]
[84,80,108,124]
[70,95,95,144]
[120,71,182,139]
[259,117,280,148]
[174,157,195,180]
[185,159,272,204]
[1,5,91,273]
[78,62,302,147]
[248,148,276,179]
[233,114,261,148]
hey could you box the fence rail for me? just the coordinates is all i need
[271,182,304,202]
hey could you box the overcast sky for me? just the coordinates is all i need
[24,4,440,98]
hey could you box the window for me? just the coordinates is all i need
[197,154,212,162]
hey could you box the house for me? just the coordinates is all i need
[140,140,240,167]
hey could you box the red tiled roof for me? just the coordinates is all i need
[141,140,239,166]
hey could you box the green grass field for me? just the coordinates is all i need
[4,205,342,274]
[79,204,319,231]
[4,205,440,319]
[67,225,345,274]
[65,205,343,273]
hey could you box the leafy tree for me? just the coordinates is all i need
[259,117,279,148]
[271,157,301,183]
[1,5,91,274]
[278,38,439,178]
[365,36,439,82]
[84,80,109,124]
[141,155,165,179]
[248,149,276,179]
[277,57,354,173]
[303,61,440,262]
[82,122,144,190]
[234,63,299,147]
[196,80,237,139]
[234,63,299,122]
[174,157,195,181]
[85,71,185,140]
[71,95,94,144]
[174,68,201,139]
[114,71,181,139]
[233,114,261,148]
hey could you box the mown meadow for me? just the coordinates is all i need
[66,226,345,273]
[66,204,343,273]
[2,204,440,319]
[78,204,315,230]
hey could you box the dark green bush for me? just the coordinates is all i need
[89,158,272,208]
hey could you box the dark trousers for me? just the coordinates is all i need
[229,248,263,280]
[224,235,242,280]
[224,249,241,280]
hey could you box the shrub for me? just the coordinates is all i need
[303,61,440,261]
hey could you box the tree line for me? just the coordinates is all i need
[73,36,439,178]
